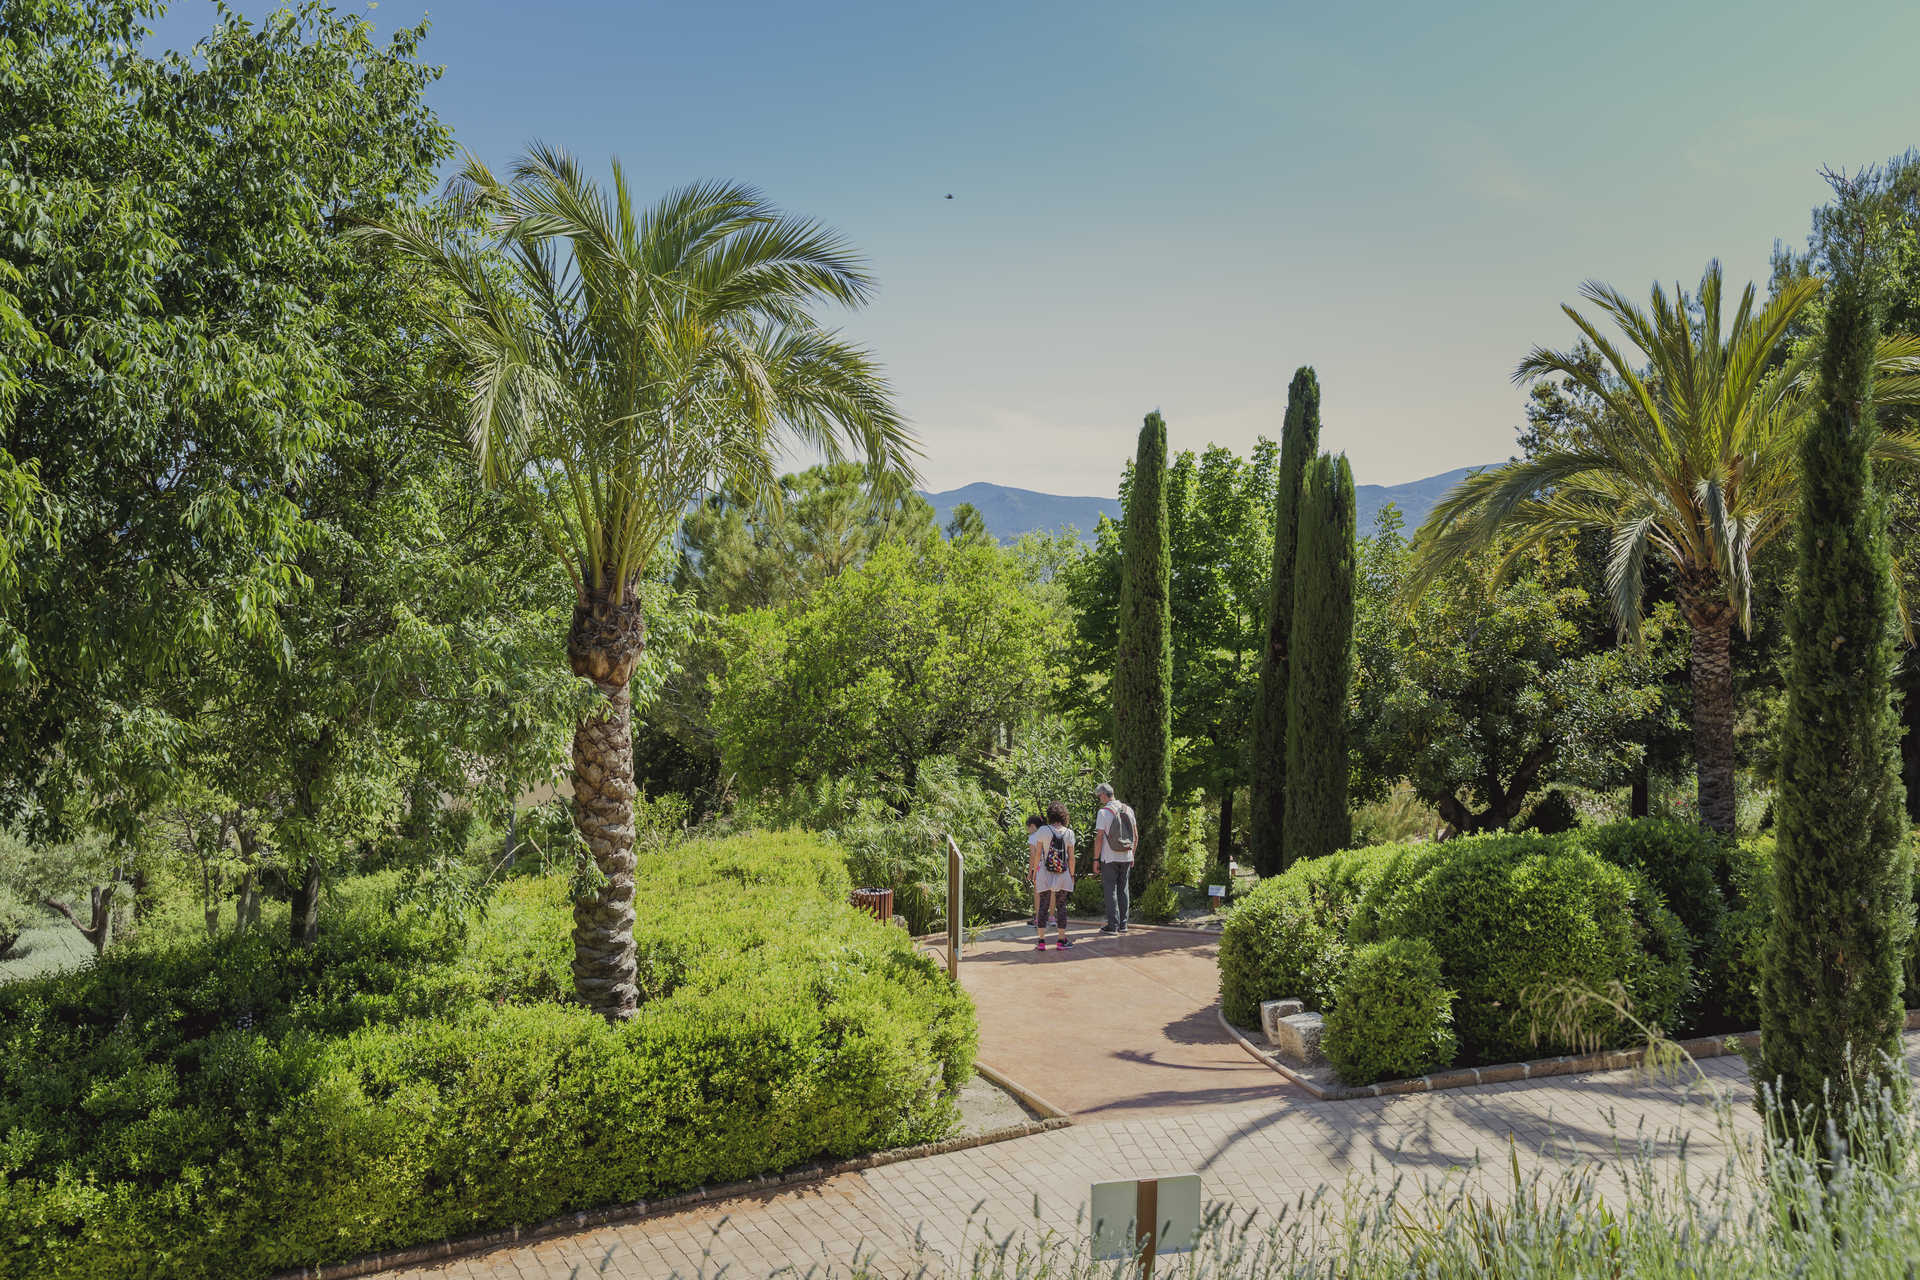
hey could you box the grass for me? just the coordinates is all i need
[0,919,92,983]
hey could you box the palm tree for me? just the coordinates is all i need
[360,147,912,1019]
[1412,261,1920,834]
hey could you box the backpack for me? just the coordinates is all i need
[1044,827,1069,875]
[1105,802,1136,854]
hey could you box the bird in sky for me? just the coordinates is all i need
[945,193,953,199]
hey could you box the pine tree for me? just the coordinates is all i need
[1248,368,1321,876]
[1282,452,1355,865]
[1115,411,1172,889]
[1759,183,1910,1139]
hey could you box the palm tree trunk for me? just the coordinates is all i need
[1684,600,1738,834]
[567,585,646,1021]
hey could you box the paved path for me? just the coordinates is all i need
[377,928,1852,1280]
[954,925,1293,1122]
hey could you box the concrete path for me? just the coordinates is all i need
[954,924,1294,1122]
[374,928,1863,1280]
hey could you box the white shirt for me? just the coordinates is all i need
[1095,801,1136,863]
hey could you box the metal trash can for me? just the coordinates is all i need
[850,887,893,922]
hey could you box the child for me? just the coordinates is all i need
[1030,802,1076,950]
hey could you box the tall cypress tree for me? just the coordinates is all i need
[1282,452,1355,865]
[1248,368,1321,877]
[1759,189,1910,1138]
[1115,411,1172,889]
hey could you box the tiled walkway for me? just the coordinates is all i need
[379,930,1879,1280]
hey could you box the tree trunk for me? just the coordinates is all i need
[43,883,115,954]
[289,858,322,947]
[1217,787,1235,866]
[567,583,646,1022]
[1629,760,1650,819]
[1899,649,1920,823]
[1683,596,1738,834]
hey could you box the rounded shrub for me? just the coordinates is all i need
[1323,936,1457,1085]
[1134,875,1180,924]
[1576,819,1729,956]
[1365,833,1691,1063]
[1217,846,1408,1025]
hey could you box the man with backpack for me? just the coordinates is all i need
[1090,782,1137,934]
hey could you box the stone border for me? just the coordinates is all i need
[271,1102,1072,1280]
[973,1059,1073,1120]
[1217,1007,1920,1101]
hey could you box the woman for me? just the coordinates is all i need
[1029,801,1076,951]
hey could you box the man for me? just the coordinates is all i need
[1089,781,1138,934]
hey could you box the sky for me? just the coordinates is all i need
[148,0,1920,497]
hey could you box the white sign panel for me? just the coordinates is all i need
[1090,1173,1202,1262]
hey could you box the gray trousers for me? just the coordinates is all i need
[1101,862,1131,930]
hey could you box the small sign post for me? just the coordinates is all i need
[945,835,964,980]
[1090,1174,1201,1278]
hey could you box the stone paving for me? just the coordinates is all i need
[378,928,1883,1280]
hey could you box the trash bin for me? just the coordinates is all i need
[850,887,893,922]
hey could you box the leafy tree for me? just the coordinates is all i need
[1414,261,1920,833]
[711,539,1050,799]
[363,150,910,1020]
[1353,512,1679,833]
[945,501,992,546]
[1760,179,1911,1135]
[1282,454,1355,862]
[1249,369,1321,875]
[1114,412,1172,886]
[0,2,447,834]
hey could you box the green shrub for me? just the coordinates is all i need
[0,885,36,958]
[1577,820,1727,1024]
[1135,875,1180,924]
[0,831,975,1279]
[1365,833,1691,1062]
[1217,847,1403,1025]
[1323,937,1457,1085]
[1717,836,1776,1029]
[1070,874,1104,917]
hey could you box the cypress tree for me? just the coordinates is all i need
[1282,452,1355,865]
[1115,411,1172,889]
[1759,192,1910,1139]
[1248,368,1321,877]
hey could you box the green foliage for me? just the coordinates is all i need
[1762,191,1915,1127]
[1134,875,1180,924]
[1218,847,1399,1024]
[713,538,1052,797]
[1323,937,1457,1086]
[1577,820,1730,1017]
[1353,515,1679,834]
[0,884,35,958]
[0,832,973,1278]
[1113,413,1173,885]
[1250,368,1321,876]
[1283,453,1356,864]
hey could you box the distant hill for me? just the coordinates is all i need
[922,465,1489,545]
[1354,465,1486,535]
[919,483,1120,543]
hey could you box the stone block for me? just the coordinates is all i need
[1259,999,1306,1045]
[1267,1010,1326,1067]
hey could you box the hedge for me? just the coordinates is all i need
[1221,825,1697,1070]
[1323,937,1456,1086]
[0,831,976,1279]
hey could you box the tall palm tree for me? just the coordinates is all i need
[360,146,913,1019]
[1412,261,1920,834]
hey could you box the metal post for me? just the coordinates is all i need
[945,834,963,980]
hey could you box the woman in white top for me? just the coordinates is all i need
[1029,801,1076,951]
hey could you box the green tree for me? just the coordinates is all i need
[363,150,910,1020]
[1114,412,1172,886]
[1759,180,1912,1135]
[944,501,992,546]
[1353,513,1679,833]
[1414,261,1920,833]
[1283,453,1356,862]
[1249,368,1321,874]
[711,539,1050,799]
[0,2,446,834]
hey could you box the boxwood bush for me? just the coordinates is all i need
[0,831,976,1280]
[1221,826,1696,1074]
[1323,936,1457,1085]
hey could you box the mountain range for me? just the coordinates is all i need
[920,464,1491,544]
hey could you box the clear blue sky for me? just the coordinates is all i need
[150,0,1920,496]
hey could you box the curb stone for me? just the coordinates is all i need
[269,1110,1072,1280]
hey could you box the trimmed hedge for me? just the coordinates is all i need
[1323,937,1456,1085]
[1221,825,1697,1072]
[0,831,975,1280]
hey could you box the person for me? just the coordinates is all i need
[1029,805,1075,950]
[1090,781,1137,934]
